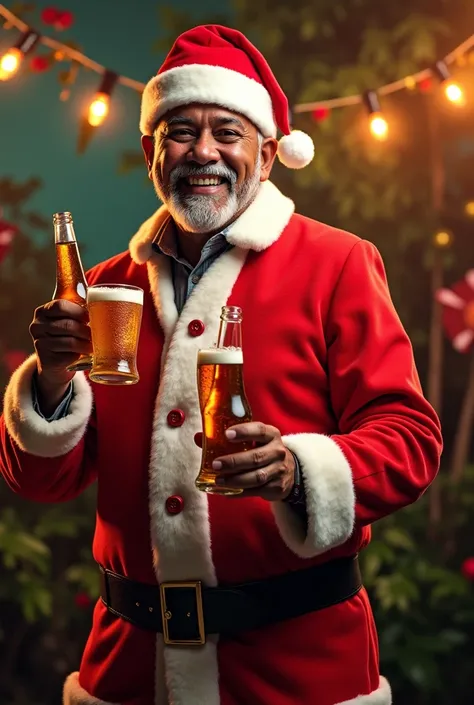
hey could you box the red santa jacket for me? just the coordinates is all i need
[0,181,442,705]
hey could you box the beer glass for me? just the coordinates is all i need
[87,284,144,385]
[195,306,253,495]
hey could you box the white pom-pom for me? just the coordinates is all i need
[277,130,315,169]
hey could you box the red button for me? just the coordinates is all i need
[188,319,205,337]
[167,409,185,427]
[166,495,184,515]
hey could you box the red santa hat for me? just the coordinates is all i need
[140,24,314,170]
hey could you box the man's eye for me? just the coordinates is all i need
[168,129,195,138]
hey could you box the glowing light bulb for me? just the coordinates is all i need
[444,81,465,106]
[369,112,388,141]
[465,201,474,218]
[433,230,453,248]
[88,93,109,126]
[0,47,22,81]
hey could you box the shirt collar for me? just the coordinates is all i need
[151,216,229,261]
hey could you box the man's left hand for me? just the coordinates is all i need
[211,422,296,500]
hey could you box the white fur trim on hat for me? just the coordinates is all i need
[3,354,93,458]
[336,677,392,704]
[140,63,277,138]
[277,129,315,169]
[274,433,355,558]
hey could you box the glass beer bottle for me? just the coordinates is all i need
[52,211,92,372]
[195,306,252,495]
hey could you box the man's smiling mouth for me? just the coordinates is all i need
[187,176,225,186]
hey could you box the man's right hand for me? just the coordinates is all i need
[29,300,92,416]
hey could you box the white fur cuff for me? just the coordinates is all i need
[274,433,355,558]
[3,354,93,458]
[336,677,392,705]
[63,672,118,705]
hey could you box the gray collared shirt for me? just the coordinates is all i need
[151,216,232,314]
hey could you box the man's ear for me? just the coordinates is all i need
[141,135,154,178]
[259,137,278,182]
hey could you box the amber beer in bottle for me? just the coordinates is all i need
[52,211,92,372]
[195,306,252,495]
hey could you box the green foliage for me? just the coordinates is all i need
[0,177,55,393]
[0,498,96,623]
[0,178,97,704]
[359,469,474,702]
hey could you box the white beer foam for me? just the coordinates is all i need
[87,286,144,305]
[198,348,243,365]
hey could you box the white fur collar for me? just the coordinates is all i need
[128,180,295,265]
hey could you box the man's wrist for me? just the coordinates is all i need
[33,370,73,418]
[283,450,305,506]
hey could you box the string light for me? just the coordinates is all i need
[433,60,466,106]
[433,230,453,249]
[363,91,389,141]
[0,47,21,80]
[465,201,474,218]
[87,70,118,126]
[0,29,40,81]
[0,5,473,156]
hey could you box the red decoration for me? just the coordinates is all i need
[312,107,330,122]
[55,11,74,31]
[40,7,74,31]
[74,592,92,610]
[41,7,61,25]
[418,77,433,93]
[0,218,16,264]
[30,55,50,73]
[3,350,28,375]
[461,557,474,581]
[435,271,474,353]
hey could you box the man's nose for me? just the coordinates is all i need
[187,133,220,165]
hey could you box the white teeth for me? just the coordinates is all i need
[188,177,222,186]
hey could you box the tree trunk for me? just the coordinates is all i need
[450,354,474,482]
[425,95,446,531]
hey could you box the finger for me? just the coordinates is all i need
[35,336,92,355]
[225,421,279,445]
[234,483,288,501]
[216,464,277,489]
[31,318,91,341]
[217,471,286,497]
[40,299,89,321]
[42,351,89,367]
[213,441,285,474]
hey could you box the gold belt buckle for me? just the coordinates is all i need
[159,580,206,646]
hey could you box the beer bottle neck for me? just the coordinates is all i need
[53,212,77,244]
[217,306,243,350]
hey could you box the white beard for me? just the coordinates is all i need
[153,151,262,234]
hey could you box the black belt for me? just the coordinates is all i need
[99,555,362,646]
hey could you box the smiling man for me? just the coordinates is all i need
[0,24,442,705]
